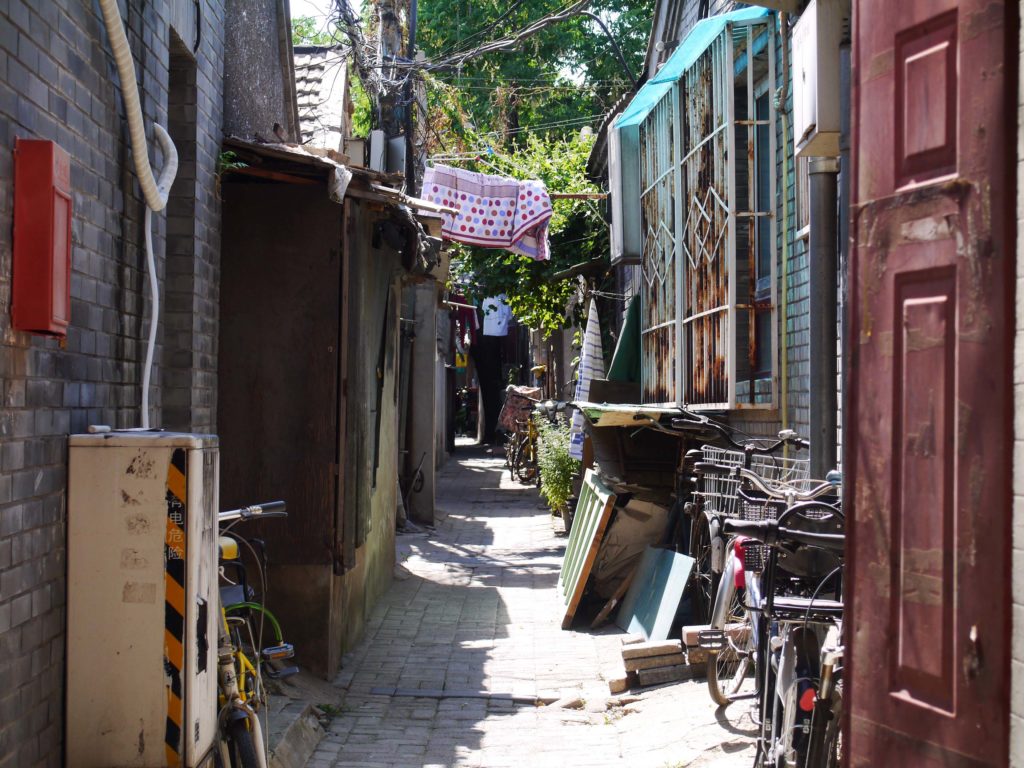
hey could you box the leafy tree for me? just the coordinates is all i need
[292,15,335,46]
[417,0,654,147]
[419,1,650,334]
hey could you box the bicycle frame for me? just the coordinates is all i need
[216,606,268,768]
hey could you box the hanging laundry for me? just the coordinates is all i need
[423,164,552,261]
[481,294,512,337]
[568,299,605,460]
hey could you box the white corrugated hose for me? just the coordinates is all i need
[98,0,179,430]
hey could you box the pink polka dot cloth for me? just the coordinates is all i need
[423,164,552,261]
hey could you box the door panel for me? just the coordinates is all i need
[848,0,1013,764]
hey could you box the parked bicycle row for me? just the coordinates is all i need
[546,399,844,768]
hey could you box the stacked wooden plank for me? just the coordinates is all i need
[606,635,709,693]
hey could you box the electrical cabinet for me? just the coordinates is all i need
[12,138,72,336]
[792,0,851,157]
[67,432,219,767]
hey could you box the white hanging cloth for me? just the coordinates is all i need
[568,299,605,460]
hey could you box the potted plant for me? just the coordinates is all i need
[537,419,581,533]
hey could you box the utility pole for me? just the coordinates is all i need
[403,0,420,194]
[375,0,405,139]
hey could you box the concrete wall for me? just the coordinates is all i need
[339,202,401,651]
[0,1,225,763]
[223,0,299,141]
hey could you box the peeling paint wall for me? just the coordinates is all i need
[1011,4,1024,760]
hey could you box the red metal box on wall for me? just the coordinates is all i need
[12,138,72,337]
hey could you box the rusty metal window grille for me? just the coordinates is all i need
[638,17,776,409]
[639,91,679,403]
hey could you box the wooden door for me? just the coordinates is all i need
[847,0,1015,764]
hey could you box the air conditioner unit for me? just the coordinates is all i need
[792,0,850,157]
[67,432,219,767]
[608,123,643,266]
[369,129,386,171]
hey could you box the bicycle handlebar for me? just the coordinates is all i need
[722,518,845,553]
[733,466,837,502]
[671,410,809,454]
[219,500,287,523]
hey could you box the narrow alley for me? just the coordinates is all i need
[303,441,755,768]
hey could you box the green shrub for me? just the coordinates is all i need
[537,419,580,515]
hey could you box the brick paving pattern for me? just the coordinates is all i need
[307,442,756,768]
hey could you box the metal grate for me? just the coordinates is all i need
[636,17,776,409]
[639,90,678,404]
[694,444,810,520]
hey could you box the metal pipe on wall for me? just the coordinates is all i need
[808,157,840,478]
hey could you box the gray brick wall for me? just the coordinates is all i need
[0,1,225,763]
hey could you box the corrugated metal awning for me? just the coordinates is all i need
[615,6,770,130]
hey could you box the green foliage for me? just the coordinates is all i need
[349,75,373,137]
[418,0,652,333]
[417,0,655,142]
[448,130,608,334]
[536,419,580,515]
[291,15,336,46]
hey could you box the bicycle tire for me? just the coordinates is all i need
[516,451,538,483]
[706,552,756,706]
[504,433,516,472]
[227,717,260,768]
[688,511,717,625]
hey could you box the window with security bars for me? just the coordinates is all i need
[638,17,776,409]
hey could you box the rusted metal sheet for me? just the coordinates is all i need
[638,17,774,409]
[847,0,1013,763]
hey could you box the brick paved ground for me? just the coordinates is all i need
[306,441,756,768]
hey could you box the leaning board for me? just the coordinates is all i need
[614,545,695,641]
[558,468,617,630]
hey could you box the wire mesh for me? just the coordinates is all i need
[695,444,810,519]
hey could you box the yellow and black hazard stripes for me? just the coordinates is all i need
[164,448,188,766]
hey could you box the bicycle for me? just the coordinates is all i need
[215,501,297,768]
[718,477,844,767]
[677,421,810,628]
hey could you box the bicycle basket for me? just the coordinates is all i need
[695,445,811,521]
[736,487,789,572]
[497,386,541,433]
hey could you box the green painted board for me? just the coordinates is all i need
[558,469,616,630]
[614,546,695,641]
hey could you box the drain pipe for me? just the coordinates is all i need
[774,12,791,450]
[98,0,179,429]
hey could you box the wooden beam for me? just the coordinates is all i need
[228,165,320,185]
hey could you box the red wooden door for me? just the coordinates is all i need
[848,0,1015,764]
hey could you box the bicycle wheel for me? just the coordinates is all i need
[688,510,717,624]
[706,551,756,706]
[226,717,259,768]
[515,440,538,483]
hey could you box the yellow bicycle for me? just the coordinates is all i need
[216,502,296,768]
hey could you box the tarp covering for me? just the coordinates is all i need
[607,295,641,382]
[615,6,771,130]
